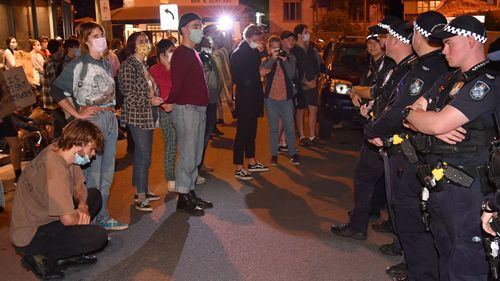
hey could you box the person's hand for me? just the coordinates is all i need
[359,104,371,118]
[151,96,164,106]
[271,48,279,60]
[162,103,173,112]
[78,106,98,119]
[482,211,497,236]
[76,208,90,225]
[259,67,271,77]
[435,127,467,144]
[368,137,384,147]
[351,94,362,107]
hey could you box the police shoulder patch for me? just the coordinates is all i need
[409,78,424,96]
[469,81,490,100]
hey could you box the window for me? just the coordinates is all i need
[284,0,302,21]
[417,1,441,13]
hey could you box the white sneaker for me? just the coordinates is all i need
[195,175,206,185]
[168,181,176,192]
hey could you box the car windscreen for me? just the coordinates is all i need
[333,46,368,72]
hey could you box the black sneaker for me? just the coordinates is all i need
[176,193,204,216]
[309,137,326,146]
[299,137,310,147]
[372,219,393,233]
[290,155,300,165]
[21,255,64,280]
[379,242,402,256]
[247,162,270,172]
[135,199,153,212]
[386,262,407,278]
[278,145,289,153]
[330,223,367,240]
[235,169,253,180]
[134,192,160,203]
[270,155,278,166]
[57,255,97,269]
[189,190,213,209]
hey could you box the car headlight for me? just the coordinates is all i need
[329,80,352,95]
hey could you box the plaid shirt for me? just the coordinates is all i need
[42,56,61,109]
[118,55,159,129]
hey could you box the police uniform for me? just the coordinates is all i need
[331,17,398,240]
[365,13,450,281]
[411,15,499,281]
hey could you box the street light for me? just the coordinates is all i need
[218,15,234,31]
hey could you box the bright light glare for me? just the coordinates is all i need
[218,15,234,31]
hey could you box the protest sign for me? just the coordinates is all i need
[0,67,36,118]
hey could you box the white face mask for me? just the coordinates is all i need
[91,37,107,53]
[302,33,310,42]
[189,29,204,44]
[249,41,259,49]
[166,52,173,63]
[9,42,17,50]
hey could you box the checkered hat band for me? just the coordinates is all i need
[367,34,379,40]
[387,27,410,44]
[444,25,487,43]
[413,22,431,38]
[378,23,389,29]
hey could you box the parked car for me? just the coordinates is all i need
[318,37,369,139]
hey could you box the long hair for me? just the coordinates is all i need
[77,21,105,55]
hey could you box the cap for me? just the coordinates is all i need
[387,18,413,44]
[280,31,297,40]
[431,15,487,44]
[413,11,447,40]
[369,16,402,34]
[178,12,202,35]
[366,33,379,41]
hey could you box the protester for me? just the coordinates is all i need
[62,38,81,68]
[38,36,50,60]
[49,21,128,231]
[149,39,177,192]
[3,36,17,70]
[29,39,45,94]
[10,119,108,280]
[118,31,162,212]
[230,24,270,181]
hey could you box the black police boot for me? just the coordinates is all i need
[176,193,204,216]
[21,255,64,279]
[331,223,367,240]
[379,242,402,256]
[57,255,97,269]
[189,190,213,209]
[385,261,407,278]
[372,219,393,233]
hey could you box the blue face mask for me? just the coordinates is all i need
[74,48,81,58]
[73,146,90,166]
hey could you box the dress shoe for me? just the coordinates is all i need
[372,219,393,233]
[393,275,408,281]
[176,193,204,216]
[57,255,97,269]
[189,190,213,209]
[385,262,407,278]
[379,242,402,256]
[21,255,64,280]
[331,223,367,240]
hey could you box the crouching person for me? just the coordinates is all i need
[10,119,108,279]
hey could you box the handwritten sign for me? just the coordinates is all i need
[0,67,36,118]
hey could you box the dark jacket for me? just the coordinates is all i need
[230,40,264,117]
[262,56,297,100]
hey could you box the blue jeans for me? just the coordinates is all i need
[128,125,154,194]
[264,99,297,156]
[84,110,118,222]
[171,104,206,194]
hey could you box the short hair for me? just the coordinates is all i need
[63,38,80,50]
[38,36,49,43]
[57,119,104,153]
[243,24,262,39]
[267,35,281,46]
[293,24,308,35]
[47,39,62,54]
[77,21,105,54]
[155,39,175,57]
[126,31,149,55]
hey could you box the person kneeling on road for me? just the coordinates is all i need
[10,119,108,280]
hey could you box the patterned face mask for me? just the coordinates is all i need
[135,43,152,57]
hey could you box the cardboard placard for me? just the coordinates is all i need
[0,67,36,119]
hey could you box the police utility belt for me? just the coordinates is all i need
[416,161,487,192]
[382,134,419,164]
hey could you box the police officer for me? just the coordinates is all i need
[405,15,498,281]
[331,17,397,241]
[365,13,450,281]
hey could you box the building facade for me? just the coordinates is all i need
[268,0,314,34]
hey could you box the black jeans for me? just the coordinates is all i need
[199,103,218,168]
[233,113,258,165]
[16,188,108,260]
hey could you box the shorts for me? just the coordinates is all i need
[296,88,319,109]
[0,115,17,138]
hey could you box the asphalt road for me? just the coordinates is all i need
[0,116,399,281]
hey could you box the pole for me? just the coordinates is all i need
[363,0,367,32]
[95,0,113,42]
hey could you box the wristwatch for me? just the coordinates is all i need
[402,107,412,121]
[482,201,496,213]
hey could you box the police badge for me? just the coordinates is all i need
[409,78,424,96]
[470,81,490,101]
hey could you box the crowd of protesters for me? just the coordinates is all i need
[0,12,341,279]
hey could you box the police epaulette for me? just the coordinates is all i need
[484,72,496,81]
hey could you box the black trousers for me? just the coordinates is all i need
[233,113,258,165]
[16,188,108,260]
[199,103,218,168]
[350,141,386,234]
